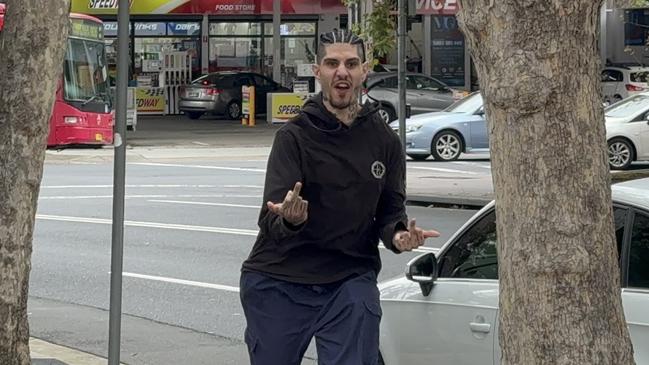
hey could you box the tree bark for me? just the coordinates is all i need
[457,1,635,364]
[0,1,70,364]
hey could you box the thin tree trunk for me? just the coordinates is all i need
[457,1,635,364]
[0,1,70,364]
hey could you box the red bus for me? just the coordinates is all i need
[0,4,114,147]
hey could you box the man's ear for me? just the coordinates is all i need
[312,64,321,81]
[361,61,370,83]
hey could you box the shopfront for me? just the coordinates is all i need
[416,0,476,90]
[72,0,344,92]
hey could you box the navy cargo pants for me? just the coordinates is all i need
[239,270,382,365]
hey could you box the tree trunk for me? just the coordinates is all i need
[0,1,70,364]
[457,1,635,364]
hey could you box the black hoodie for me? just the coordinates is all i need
[241,93,408,284]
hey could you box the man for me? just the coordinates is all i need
[240,30,439,365]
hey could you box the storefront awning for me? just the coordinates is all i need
[75,0,346,15]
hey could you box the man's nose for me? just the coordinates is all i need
[335,62,351,77]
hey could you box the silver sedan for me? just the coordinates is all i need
[378,177,649,365]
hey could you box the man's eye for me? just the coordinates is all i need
[325,60,338,68]
[346,61,360,68]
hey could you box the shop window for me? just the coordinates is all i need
[262,37,316,86]
[625,9,649,46]
[264,22,316,36]
[209,37,261,72]
[209,22,261,36]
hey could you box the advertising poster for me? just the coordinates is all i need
[136,88,166,113]
[431,15,465,87]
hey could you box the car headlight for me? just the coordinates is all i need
[406,124,423,133]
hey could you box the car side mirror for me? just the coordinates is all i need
[406,252,439,297]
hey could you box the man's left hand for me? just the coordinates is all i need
[393,218,440,252]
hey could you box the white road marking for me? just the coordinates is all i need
[41,184,222,189]
[36,214,259,236]
[191,141,210,146]
[223,185,263,189]
[149,199,259,209]
[35,214,439,254]
[408,166,480,175]
[38,194,262,200]
[451,161,492,169]
[122,272,240,293]
[130,162,266,173]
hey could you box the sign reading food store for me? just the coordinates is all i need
[72,0,346,15]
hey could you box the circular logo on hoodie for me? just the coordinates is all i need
[371,161,386,179]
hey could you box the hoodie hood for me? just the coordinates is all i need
[300,93,380,132]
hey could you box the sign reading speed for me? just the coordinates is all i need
[270,93,316,124]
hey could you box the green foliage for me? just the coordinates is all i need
[342,0,397,63]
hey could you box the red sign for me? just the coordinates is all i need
[416,0,459,15]
[170,0,346,15]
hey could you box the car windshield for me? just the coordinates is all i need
[63,38,109,103]
[631,71,649,83]
[445,92,483,113]
[605,94,649,118]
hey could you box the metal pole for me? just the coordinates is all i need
[273,0,281,83]
[600,0,608,65]
[397,0,407,153]
[108,0,129,363]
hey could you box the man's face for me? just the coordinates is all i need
[312,43,368,110]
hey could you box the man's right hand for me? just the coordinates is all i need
[267,182,309,226]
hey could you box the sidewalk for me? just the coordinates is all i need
[28,297,284,365]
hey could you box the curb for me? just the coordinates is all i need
[30,338,116,365]
[407,194,492,209]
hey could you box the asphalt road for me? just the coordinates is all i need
[28,158,479,364]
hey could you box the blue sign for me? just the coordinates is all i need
[167,22,201,36]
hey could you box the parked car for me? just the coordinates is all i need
[364,72,460,123]
[388,92,487,161]
[605,93,649,169]
[178,71,289,120]
[378,177,649,365]
[602,65,649,104]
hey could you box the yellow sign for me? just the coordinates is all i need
[270,93,314,123]
[70,19,103,40]
[72,0,181,15]
[136,88,165,113]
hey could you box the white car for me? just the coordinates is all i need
[378,177,649,365]
[605,93,649,169]
[602,66,649,104]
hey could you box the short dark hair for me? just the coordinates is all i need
[317,29,366,64]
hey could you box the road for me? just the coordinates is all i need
[26,156,485,364]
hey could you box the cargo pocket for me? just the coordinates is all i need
[363,300,383,318]
[244,328,259,355]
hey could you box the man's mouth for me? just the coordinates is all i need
[333,82,351,91]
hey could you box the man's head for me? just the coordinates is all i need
[312,30,369,111]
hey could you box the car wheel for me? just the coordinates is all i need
[186,112,203,120]
[227,101,241,120]
[613,94,623,103]
[608,138,634,170]
[431,130,463,161]
[377,105,396,123]
[408,153,430,161]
